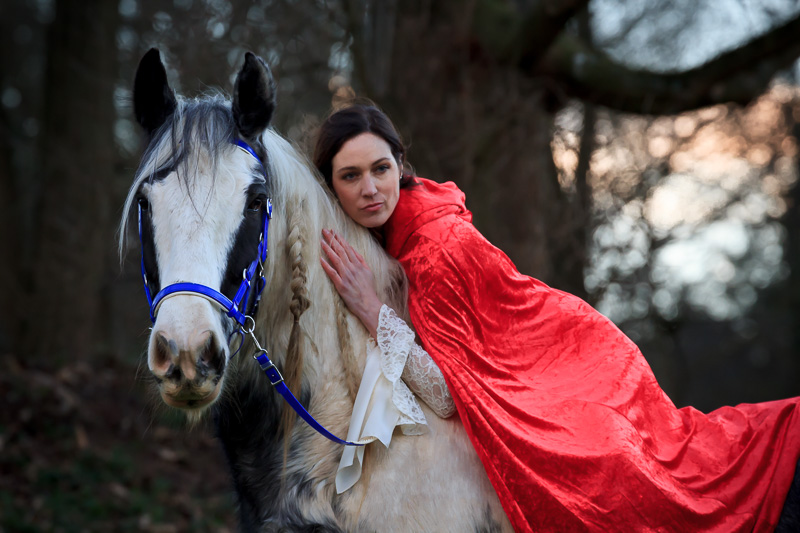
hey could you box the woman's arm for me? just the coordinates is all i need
[404,345,456,418]
[377,305,456,418]
[321,229,455,418]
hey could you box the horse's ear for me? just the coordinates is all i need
[232,52,276,140]
[133,48,177,136]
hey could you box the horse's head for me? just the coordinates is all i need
[126,49,276,414]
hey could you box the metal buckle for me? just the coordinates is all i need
[253,351,284,385]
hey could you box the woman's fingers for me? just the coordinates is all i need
[324,229,363,268]
[320,238,342,268]
[323,232,353,267]
[321,230,360,286]
[328,232,355,266]
[320,255,342,285]
[320,229,382,335]
[322,229,376,289]
[333,232,363,265]
[331,233,369,268]
[323,230,349,265]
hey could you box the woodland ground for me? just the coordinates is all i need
[0,352,236,532]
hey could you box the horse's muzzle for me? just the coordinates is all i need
[148,326,226,410]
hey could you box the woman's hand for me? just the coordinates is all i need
[320,229,383,339]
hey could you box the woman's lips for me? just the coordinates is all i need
[362,202,383,212]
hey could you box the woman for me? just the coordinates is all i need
[314,103,800,532]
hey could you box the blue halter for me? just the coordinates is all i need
[137,138,371,447]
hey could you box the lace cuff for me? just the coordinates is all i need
[336,341,425,494]
[336,305,456,494]
[377,305,456,419]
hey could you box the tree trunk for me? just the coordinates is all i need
[350,2,587,294]
[26,0,118,364]
[0,0,48,355]
[0,106,15,353]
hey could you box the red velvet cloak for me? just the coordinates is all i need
[383,178,800,533]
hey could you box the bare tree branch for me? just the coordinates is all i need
[473,0,591,67]
[538,11,800,114]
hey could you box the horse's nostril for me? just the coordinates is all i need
[153,332,177,372]
[149,328,225,385]
[198,331,226,375]
[164,363,181,381]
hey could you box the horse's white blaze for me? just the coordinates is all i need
[146,149,257,370]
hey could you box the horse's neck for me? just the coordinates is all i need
[253,183,370,392]
[225,175,413,502]
[244,135,404,425]
[238,190,369,479]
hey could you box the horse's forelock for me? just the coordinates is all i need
[119,96,240,258]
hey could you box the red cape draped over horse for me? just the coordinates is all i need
[383,177,800,533]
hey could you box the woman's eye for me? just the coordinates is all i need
[376,164,389,173]
[247,198,263,211]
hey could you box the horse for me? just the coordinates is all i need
[120,48,512,532]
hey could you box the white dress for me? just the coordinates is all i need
[335,305,456,493]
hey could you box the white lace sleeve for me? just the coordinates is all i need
[336,334,426,494]
[336,305,456,494]
[377,305,456,419]
[403,344,456,418]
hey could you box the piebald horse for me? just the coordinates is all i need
[121,49,512,532]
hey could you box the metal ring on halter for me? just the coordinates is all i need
[243,315,256,335]
[242,318,269,357]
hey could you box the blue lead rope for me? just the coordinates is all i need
[139,137,372,447]
[247,329,375,447]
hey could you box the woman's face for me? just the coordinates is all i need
[331,132,401,229]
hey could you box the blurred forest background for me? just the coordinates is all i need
[2,0,800,531]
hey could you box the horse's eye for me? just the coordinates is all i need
[247,198,263,212]
[139,198,149,211]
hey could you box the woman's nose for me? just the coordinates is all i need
[362,176,378,196]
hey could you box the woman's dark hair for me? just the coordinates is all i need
[313,102,414,191]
